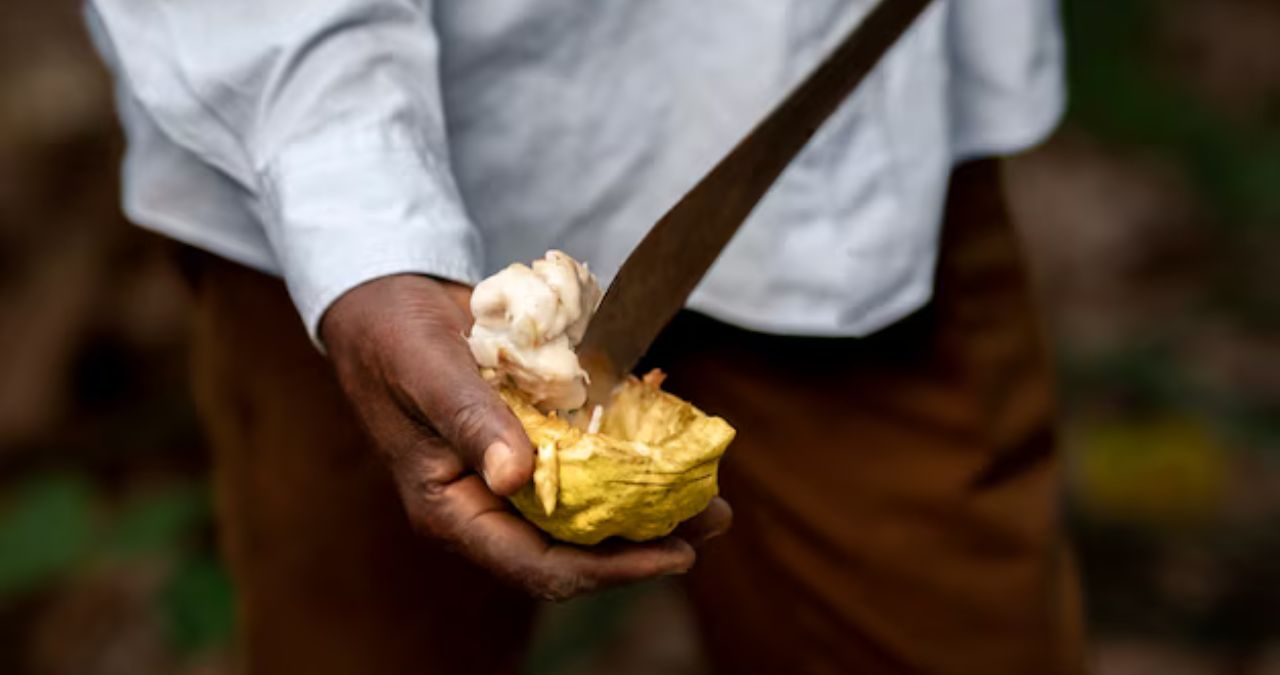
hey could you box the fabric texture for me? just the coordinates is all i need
[91,0,1065,343]
[646,160,1086,674]
[186,160,1084,674]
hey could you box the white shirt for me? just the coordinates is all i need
[86,0,1064,343]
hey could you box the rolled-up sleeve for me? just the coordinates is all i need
[88,0,482,343]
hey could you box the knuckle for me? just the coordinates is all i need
[448,397,495,449]
[518,561,587,602]
[531,572,584,602]
[408,473,452,501]
[392,475,455,539]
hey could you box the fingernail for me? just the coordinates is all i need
[663,540,696,576]
[665,561,694,577]
[482,441,512,490]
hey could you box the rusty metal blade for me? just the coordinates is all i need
[578,0,932,403]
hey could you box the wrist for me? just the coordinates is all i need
[319,273,473,361]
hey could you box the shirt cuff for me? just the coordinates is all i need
[260,142,483,350]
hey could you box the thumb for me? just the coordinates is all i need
[417,352,535,496]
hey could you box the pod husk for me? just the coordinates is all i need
[502,372,735,545]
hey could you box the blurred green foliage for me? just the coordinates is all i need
[1062,4,1280,658]
[0,476,233,661]
[0,476,95,598]
[162,556,235,655]
[1061,0,1279,464]
[105,486,208,557]
[1064,336,1280,453]
[1066,0,1280,230]
[1065,0,1280,326]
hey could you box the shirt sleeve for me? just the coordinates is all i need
[946,0,1067,159]
[86,0,483,345]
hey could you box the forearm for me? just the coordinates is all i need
[87,0,481,344]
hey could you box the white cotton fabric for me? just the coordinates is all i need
[86,0,1065,343]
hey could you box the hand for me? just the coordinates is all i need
[320,273,731,600]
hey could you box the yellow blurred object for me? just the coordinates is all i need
[1072,416,1229,527]
[500,371,735,545]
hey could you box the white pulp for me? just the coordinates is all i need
[468,250,602,411]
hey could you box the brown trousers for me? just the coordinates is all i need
[187,160,1085,674]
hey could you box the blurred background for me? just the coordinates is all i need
[1,1,1277,673]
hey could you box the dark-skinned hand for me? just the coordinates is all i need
[320,273,732,601]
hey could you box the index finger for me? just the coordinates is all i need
[425,475,696,600]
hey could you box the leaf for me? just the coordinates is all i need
[162,555,236,654]
[0,475,96,598]
[105,485,210,557]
